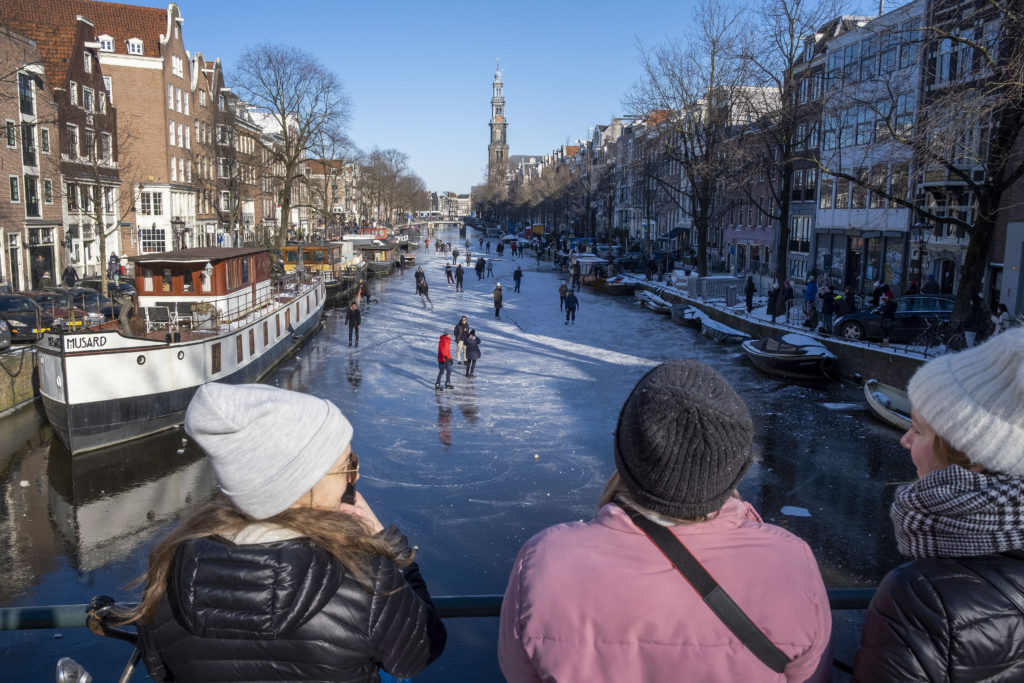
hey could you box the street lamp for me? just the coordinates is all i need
[170,216,186,251]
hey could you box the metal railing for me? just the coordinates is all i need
[0,588,875,631]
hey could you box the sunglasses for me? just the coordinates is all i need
[332,452,359,505]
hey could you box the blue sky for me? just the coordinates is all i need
[132,0,702,193]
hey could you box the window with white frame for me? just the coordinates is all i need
[102,76,112,104]
[84,52,92,74]
[84,129,95,160]
[67,124,79,158]
[199,90,206,106]
[172,55,183,77]
[184,126,190,149]
[82,87,94,113]
[218,95,225,111]
[139,227,166,254]
[168,84,174,109]
[98,35,113,52]
[10,175,19,202]
[40,127,49,153]
[176,87,182,113]
[177,123,183,148]
[218,157,231,178]
[183,91,189,115]
[103,187,113,212]
[5,121,15,148]
[169,122,175,146]
[127,38,143,55]
[178,157,184,181]
[69,81,78,105]
[171,156,177,181]
[139,191,163,216]
[66,182,78,210]
[44,178,53,204]
[220,190,232,211]
[101,133,111,161]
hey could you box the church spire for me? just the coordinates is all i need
[488,60,509,186]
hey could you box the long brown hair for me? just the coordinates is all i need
[119,493,413,625]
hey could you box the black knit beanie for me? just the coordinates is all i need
[613,360,754,518]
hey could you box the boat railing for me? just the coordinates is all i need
[204,272,319,328]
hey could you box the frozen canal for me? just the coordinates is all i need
[0,227,912,681]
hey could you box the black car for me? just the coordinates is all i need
[834,295,954,343]
[0,293,54,341]
[79,277,136,299]
[42,286,121,320]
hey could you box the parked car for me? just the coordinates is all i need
[834,294,954,343]
[42,286,121,320]
[0,293,54,341]
[0,318,11,351]
[23,290,103,331]
[613,252,643,272]
[79,277,136,299]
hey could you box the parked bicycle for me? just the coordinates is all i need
[904,317,966,357]
[56,596,139,683]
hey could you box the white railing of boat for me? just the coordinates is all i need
[192,272,321,329]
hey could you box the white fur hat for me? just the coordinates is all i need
[908,328,1024,476]
[185,383,353,519]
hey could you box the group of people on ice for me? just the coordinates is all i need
[123,319,1024,682]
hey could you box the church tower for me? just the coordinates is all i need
[487,62,509,186]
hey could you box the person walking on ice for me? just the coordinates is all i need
[513,266,523,293]
[486,259,495,278]
[454,263,465,292]
[344,301,361,347]
[435,330,454,390]
[493,282,503,319]
[464,329,481,378]
[559,281,569,311]
[454,316,469,366]
[565,290,579,324]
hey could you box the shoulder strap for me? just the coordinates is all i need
[956,555,1024,617]
[622,503,792,674]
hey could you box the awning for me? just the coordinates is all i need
[666,227,688,238]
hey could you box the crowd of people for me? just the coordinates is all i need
[124,325,1024,682]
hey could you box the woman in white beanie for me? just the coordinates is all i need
[120,383,446,682]
[853,329,1024,681]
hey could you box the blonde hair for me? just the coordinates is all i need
[599,471,709,523]
[933,433,972,469]
[118,493,412,625]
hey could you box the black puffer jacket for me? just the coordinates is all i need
[139,527,446,682]
[853,550,1024,682]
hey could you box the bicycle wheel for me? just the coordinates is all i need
[945,332,967,352]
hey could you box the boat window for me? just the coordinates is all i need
[263,321,268,346]
[249,329,255,355]
[236,335,243,362]
[242,257,249,284]
[285,310,291,328]
[211,343,221,374]
[313,250,325,262]
[183,272,193,293]
[162,269,172,293]
[276,314,280,337]
[286,251,297,263]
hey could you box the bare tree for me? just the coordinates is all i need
[305,126,357,234]
[628,0,749,276]
[230,44,351,252]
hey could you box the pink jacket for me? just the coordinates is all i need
[498,499,832,682]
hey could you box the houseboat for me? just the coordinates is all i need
[281,240,365,306]
[36,248,326,454]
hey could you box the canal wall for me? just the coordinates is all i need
[0,347,38,416]
[636,283,926,388]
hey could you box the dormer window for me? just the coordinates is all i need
[98,35,114,52]
[127,38,143,55]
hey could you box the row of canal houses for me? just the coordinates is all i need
[510,0,1024,316]
[0,1,365,293]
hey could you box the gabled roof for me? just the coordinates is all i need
[0,0,170,86]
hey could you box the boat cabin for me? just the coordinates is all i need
[282,241,360,278]
[360,226,388,239]
[129,248,272,327]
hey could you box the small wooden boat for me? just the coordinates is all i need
[742,334,836,381]
[670,304,702,328]
[863,378,912,431]
[635,290,672,314]
[700,318,750,344]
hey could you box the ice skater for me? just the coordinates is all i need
[454,316,469,365]
[513,266,523,293]
[565,290,579,324]
[486,260,494,278]
[493,282,503,319]
[445,263,454,286]
[344,301,361,347]
[435,330,453,390]
[558,281,568,311]
[358,280,370,311]
[464,329,481,378]
[454,263,465,292]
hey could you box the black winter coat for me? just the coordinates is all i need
[345,307,361,327]
[465,334,481,360]
[853,551,1024,682]
[139,529,446,682]
[453,320,469,342]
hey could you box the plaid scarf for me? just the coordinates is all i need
[892,465,1024,559]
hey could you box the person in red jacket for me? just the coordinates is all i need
[435,331,453,390]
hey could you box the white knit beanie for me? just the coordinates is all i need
[908,328,1024,476]
[185,383,353,519]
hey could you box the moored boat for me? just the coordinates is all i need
[604,275,636,296]
[282,240,364,307]
[700,318,750,344]
[863,378,912,431]
[36,248,326,454]
[670,303,702,327]
[634,290,672,314]
[742,334,837,381]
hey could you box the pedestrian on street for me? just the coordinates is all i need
[766,282,780,323]
[464,329,481,378]
[493,282,503,319]
[921,274,940,294]
[565,290,579,324]
[344,301,361,346]
[852,329,1024,682]
[870,280,892,308]
[992,302,1011,334]
[843,285,859,315]
[963,293,988,347]
[454,264,465,292]
[781,280,795,320]
[744,276,756,313]
[513,266,523,293]
[498,360,832,683]
[62,264,79,288]
[486,260,494,278]
[435,331,454,390]
[819,285,838,334]
[880,293,897,346]
[32,253,48,289]
[358,280,371,311]
[803,273,818,316]
[128,383,448,682]
[453,316,469,365]
[107,252,121,281]
[558,281,569,311]
[445,263,454,286]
